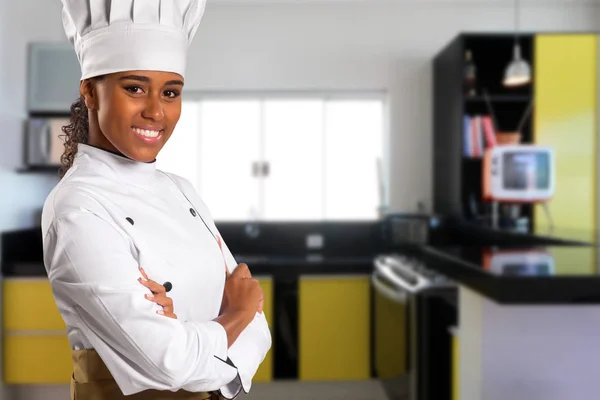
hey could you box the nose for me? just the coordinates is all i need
[141,94,164,121]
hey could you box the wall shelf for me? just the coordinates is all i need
[432,32,535,229]
[464,95,531,103]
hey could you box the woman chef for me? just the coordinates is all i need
[41,1,271,399]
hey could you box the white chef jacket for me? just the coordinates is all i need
[41,144,271,398]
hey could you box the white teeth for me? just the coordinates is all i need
[133,128,160,138]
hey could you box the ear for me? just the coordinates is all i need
[80,79,98,110]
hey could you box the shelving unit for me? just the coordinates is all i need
[433,33,535,230]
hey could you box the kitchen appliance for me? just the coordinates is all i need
[373,254,457,400]
[381,214,439,247]
[482,144,555,203]
[25,117,70,167]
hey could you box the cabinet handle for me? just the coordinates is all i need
[252,161,259,177]
[262,161,270,177]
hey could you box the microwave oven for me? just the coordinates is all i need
[25,117,70,167]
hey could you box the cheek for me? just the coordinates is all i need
[100,93,139,133]
[165,103,182,131]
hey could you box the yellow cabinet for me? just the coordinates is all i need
[3,279,65,331]
[4,334,72,384]
[298,275,371,381]
[534,34,598,245]
[2,279,70,384]
[2,276,276,384]
[253,276,274,382]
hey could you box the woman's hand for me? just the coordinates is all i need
[221,264,264,315]
[138,267,177,319]
[215,264,265,347]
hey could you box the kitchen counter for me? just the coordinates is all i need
[1,222,381,279]
[373,221,600,400]
[416,244,600,304]
[1,256,375,279]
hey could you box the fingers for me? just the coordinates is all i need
[138,268,176,319]
[257,297,264,314]
[145,293,176,317]
[145,293,173,308]
[157,309,177,319]
[231,263,252,279]
[138,267,166,294]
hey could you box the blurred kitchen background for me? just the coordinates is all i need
[3,0,600,399]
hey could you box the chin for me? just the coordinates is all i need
[131,148,160,163]
[116,144,159,163]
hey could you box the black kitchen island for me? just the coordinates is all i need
[375,219,600,400]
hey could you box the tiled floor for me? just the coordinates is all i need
[1,379,402,400]
[245,380,392,400]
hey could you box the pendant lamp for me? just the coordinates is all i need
[503,0,531,87]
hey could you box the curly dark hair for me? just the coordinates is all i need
[59,76,103,178]
[59,96,89,178]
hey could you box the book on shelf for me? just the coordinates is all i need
[463,114,496,158]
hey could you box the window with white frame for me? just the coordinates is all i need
[156,94,386,222]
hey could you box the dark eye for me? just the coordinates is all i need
[125,85,143,94]
[164,90,180,99]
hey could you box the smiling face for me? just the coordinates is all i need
[81,70,183,162]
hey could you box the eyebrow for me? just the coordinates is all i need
[119,75,184,86]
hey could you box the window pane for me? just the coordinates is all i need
[156,102,199,187]
[263,99,324,221]
[199,100,261,221]
[324,100,383,220]
[156,96,386,222]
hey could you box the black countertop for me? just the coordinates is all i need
[417,244,600,304]
[235,254,374,278]
[0,222,382,278]
[4,218,600,305]
[2,255,375,279]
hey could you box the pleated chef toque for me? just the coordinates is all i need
[60,0,207,80]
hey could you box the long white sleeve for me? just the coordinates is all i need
[218,236,272,397]
[43,209,239,396]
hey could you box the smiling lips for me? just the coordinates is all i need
[132,127,163,144]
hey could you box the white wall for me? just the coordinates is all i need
[190,2,600,213]
[1,1,599,233]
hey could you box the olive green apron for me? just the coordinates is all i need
[71,349,224,400]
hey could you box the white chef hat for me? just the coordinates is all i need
[60,0,206,80]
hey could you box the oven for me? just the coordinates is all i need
[372,253,457,400]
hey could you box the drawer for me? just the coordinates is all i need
[299,275,371,381]
[4,334,72,384]
[3,279,65,331]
